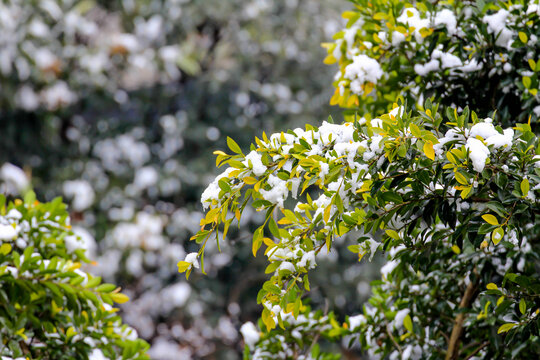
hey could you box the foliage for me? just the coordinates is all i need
[188,99,540,358]
[0,193,148,359]
[324,0,540,124]
[187,1,540,357]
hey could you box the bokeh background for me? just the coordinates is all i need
[0,1,381,358]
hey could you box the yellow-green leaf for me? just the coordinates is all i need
[226,136,242,154]
[519,298,526,315]
[523,76,532,89]
[243,177,257,185]
[252,228,263,257]
[521,178,530,197]
[492,227,504,245]
[455,172,468,185]
[403,314,413,333]
[177,261,191,273]
[529,59,536,71]
[460,186,472,199]
[497,323,516,334]
[423,141,435,160]
[110,293,130,304]
[0,243,11,255]
[486,283,498,290]
[385,229,400,240]
[519,31,528,44]
[451,245,461,254]
[482,214,499,226]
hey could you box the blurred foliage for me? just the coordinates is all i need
[0,0,386,358]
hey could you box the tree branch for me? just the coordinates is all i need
[445,280,477,360]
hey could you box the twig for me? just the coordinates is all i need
[465,341,490,360]
[386,324,403,355]
[445,280,477,360]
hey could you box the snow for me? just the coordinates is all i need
[243,151,267,176]
[414,59,439,76]
[391,31,406,46]
[278,261,296,273]
[380,260,399,278]
[414,50,463,76]
[184,252,199,269]
[201,167,234,209]
[63,180,95,211]
[41,81,77,110]
[64,226,96,257]
[0,163,30,194]
[343,55,383,95]
[348,314,366,330]
[394,308,410,329]
[163,282,191,307]
[466,138,490,172]
[0,224,17,241]
[133,166,159,190]
[389,106,405,118]
[6,209,22,220]
[240,322,260,348]
[434,9,457,35]
[296,251,316,269]
[397,8,430,42]
[483,10,515,49]
[467,122,514,170]
[259,174,289,208]
[88,349,108,360]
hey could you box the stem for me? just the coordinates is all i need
[386,324,403,355]
[465,341,490,360]
[445,280,477,360]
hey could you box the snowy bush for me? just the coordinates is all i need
[187,1,540,358]
[189,101,540,358]
[0,193,148,359]
[324,0,540,123]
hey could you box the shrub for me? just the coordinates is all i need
[186,1,540,358]
[324,0,540,124]
[0,193,148,359]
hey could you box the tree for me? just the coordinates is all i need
[184,1,540,358]
[0,193,148,359]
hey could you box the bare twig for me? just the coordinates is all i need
[465,341,490,360]
[445,280,477,360]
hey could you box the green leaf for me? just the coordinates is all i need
[455,172,468,185]
[263,282,281,295]
[268,218,280,239]
[96,283,117,293]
